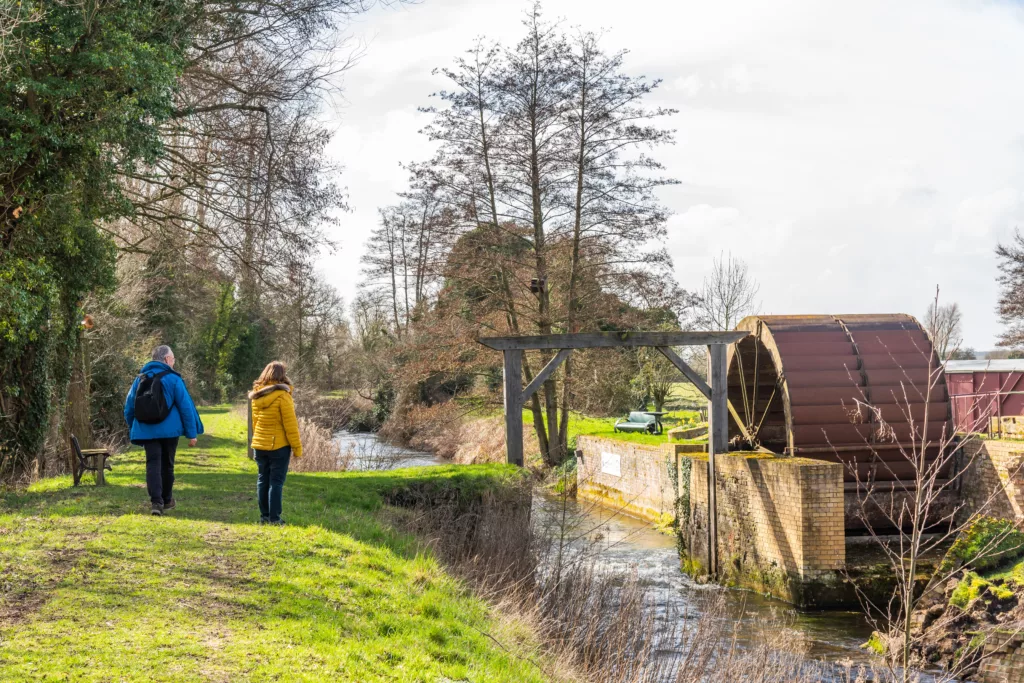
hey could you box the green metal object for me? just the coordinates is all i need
[613,411,659,434]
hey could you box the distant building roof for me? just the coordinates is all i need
[944,359,1024,373]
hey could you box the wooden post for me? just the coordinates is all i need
[247,400,255,460]
[503,350,524,466]
[707,343,729,576]
[709,344,729,452]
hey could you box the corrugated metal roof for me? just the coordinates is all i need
[944,359,1024,373]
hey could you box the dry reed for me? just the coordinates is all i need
[290,418,351,472]
[387,478,873,683]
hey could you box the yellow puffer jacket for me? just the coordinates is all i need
[249,383,303,458]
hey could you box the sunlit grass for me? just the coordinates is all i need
[522,408,703,447]
[0,407,550,682]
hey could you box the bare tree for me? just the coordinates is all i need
[113,0,378,306]
[0,1,43,77]
[923,296,963,361]
[695,252,760,330]
[996,229,1024,348]
[361,186,455,337]
[409,4,682,465]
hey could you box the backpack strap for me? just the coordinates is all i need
[139,369,176,380]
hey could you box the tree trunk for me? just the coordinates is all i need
[65,331,92,450]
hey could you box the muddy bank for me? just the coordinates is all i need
[910,569,1024,679]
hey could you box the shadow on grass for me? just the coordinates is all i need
[0,447,520,563]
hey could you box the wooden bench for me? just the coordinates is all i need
[70,435,112,486]
[613,411,658,434]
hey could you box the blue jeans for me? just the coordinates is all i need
[255,446,291,522]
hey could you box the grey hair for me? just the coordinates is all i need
[152,345,173,362]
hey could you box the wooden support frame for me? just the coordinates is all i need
[479,330,748,576]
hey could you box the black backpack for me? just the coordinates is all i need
[134,371,174,424]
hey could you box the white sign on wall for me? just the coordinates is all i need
[600,451,621,477]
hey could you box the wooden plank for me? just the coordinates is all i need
[503,350,525,467]
[522,349,572,401]
[478,331,748,351]
[656,346,711,398]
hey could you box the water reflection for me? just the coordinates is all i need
[533,493,876,665]
[334,431,445,470]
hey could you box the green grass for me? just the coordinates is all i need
[666,382,704,410]
[982,558,1024,586]
[0,406,550,682]
[941,516,1024,574]
[523,408,703,447]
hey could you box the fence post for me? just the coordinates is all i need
[247,400,255,460]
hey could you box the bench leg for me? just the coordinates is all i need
[95,457,106,486]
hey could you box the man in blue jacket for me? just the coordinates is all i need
[124,345,204,516]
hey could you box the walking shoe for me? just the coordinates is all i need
[151,503,164,516]
[270,519,285,526]
[163,499,176,511]
[258,517,270,525]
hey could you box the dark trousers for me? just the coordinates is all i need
[255,446,291,522]
[143,438,178,506]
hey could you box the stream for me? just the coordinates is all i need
[336,430,879,673]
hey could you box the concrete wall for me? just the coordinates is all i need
[576,436,676,525]
[960,437,1024,523]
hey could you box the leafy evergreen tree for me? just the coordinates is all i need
[0,0,192,476]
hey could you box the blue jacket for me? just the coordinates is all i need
[124,361,204,445]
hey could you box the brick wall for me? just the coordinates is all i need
[576,436,676,524]
[979,632,1024,683]
[960,437,1024,523]
[685,453,845,582]
[575,437,847,606]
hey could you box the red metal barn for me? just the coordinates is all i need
[945,360,1024,433]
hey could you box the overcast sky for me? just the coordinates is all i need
[321,0,1024,349]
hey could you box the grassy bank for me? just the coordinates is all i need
[523,409,702,447]
[0,407,552,682]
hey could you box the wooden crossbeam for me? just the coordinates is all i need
[656,346,711,398]
[482,330,747,580]
[479,331,747,351]
[522,349,572,401]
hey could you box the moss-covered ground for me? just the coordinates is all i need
[0,407,550,682]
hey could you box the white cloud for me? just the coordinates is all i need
[320,0,1024,348]
[672,74,703,97]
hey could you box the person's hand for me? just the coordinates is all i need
[188,438,198,447]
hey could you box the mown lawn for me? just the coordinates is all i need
[523,409,704,447]
[0,407,551,682]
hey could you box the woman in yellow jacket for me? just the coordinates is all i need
[249,361,302,525]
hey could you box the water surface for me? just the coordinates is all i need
[339,430,879,671]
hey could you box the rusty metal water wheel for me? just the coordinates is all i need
[725,314,954,487]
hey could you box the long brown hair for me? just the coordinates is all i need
[253,361,292,389]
